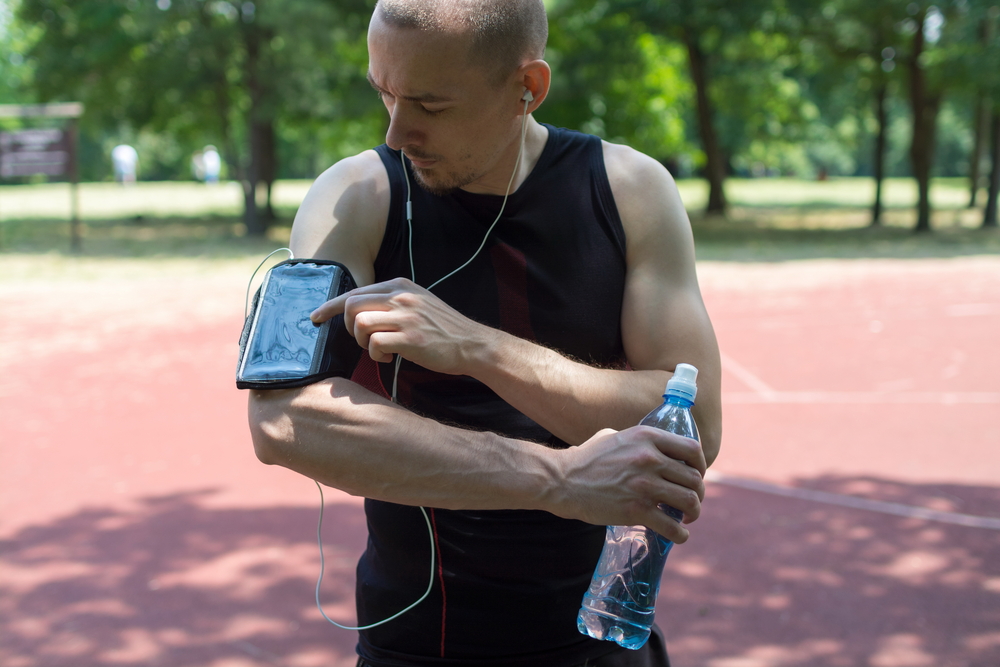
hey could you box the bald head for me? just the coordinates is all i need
[374,0,547,86]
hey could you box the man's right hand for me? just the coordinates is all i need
[547,426,707,543]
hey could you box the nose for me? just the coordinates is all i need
[385,103,423,152]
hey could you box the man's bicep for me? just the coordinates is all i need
[288,151,389,288]
[606,142,713,370]
[621,260,718,376]
[612,149,722,462]
[622,263,722,464]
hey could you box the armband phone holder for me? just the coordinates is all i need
[236,258,362,390]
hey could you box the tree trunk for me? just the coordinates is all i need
[984,107,1000,228]
[203,3,238,194]
[683,29,727,215]
[243,26,264,237]
[969,95,988,208]
[907,9,940,233]
[970,17,997,209]
[910,94,941,233]
[259,119,277,222]
[872,82,888,226]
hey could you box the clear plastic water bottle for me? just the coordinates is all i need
[577,363,700,650]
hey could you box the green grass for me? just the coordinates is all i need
[0,180,312,221]
[691,215,1000,262]
[0,177,997,265]
[675,176,980,211]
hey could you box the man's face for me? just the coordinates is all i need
[367,15,519,195]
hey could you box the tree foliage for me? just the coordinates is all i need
[542,1,692,160]
[16,0,377,233]
[6,0,1000,231]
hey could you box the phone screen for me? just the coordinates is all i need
[239,263,337,381]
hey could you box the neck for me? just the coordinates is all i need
[460,117,548,196]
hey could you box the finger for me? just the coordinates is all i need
[310,293,350,324]
[643,506,690,543]
[644,428,707,477]
[659,456,706,503]
[310,282,400,323]
[351,310,404,351]
[342,294,401,338]
[658,480,702,523]
[368,331,411,363]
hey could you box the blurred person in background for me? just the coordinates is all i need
[111,144,138,184]
[202,145,221,184]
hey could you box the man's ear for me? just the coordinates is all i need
[517,59,551,114]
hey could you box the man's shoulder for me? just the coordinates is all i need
[296,149,389,235]
[289,149,390,281]
[598,141,685,245]
[311,148,389,197]
[600,141,676,199]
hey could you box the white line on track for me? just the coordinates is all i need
[722,391,1000,405]
[720,353,778,399]
[720,354,1000,404]
[706,471,1000,530]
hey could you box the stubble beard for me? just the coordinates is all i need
[410,162,480,197]
[408,124,518,197]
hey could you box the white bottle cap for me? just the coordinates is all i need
[665,363,698,402]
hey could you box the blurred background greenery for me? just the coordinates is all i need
[1,0,999,243]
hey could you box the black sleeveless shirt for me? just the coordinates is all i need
[353,126,630,666]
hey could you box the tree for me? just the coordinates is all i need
[606,0,810,216]
[18,0,374,235]
[0,0,36,110]
[626,0,743,214]
[906,4,945,232]
[802,0,904,225]
[985,109,1000,226]
[967,16,992,208]
[543,1,693,162]
[979,3,1000,227]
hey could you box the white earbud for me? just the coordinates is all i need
[522,89,534,103]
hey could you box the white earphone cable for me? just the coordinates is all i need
[314,480,436,630]
[425,100,530,292]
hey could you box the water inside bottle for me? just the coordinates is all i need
[577,523,675,649]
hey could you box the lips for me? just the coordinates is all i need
[404,153,437,169]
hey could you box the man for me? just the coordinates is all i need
[249,0,721,665]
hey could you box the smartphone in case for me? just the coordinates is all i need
[237,259,361,389]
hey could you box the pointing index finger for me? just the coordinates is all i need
[310,291,350,324]
[310,281,401,323]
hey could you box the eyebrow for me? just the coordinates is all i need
[367,71,452,103]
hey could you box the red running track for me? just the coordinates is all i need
[1,256,998,667]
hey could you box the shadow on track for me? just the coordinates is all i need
[0,490,366,667]
[3,478,998,667]
[658,475,1000,666]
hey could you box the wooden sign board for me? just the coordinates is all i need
[0,128,71,178]
[0,103,84,251]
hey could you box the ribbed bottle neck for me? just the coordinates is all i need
[664,393,694,409]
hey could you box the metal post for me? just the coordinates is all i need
[68,118,81,252]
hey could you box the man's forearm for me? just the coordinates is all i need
[468,328,668,445]
[249,377,554,510]
[466,328,722,466]
[248,375,709,542]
